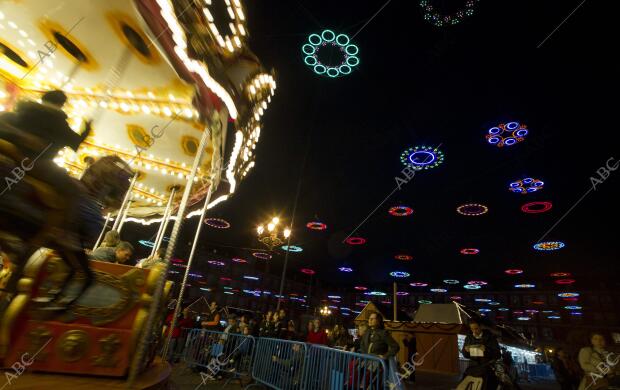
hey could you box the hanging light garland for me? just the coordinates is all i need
[302,29,360,78]
[486,121,528,147]
[400,145,444,170]
[509,178,545,194]
[419,0,480,27]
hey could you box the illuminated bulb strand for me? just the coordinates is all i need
[65,95,198,120]
[203,0,247,52]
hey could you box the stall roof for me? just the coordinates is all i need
[412,303,466,324]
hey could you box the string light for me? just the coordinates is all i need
[400,145,444,170]
[204,217,231,229]
[457,203,488,216]
[302,30,360,78]
[419,0,480,27]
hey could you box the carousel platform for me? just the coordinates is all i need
[2,357,171,390]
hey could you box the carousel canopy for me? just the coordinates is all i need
[0,0,275,221]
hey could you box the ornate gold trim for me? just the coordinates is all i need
[105,11,161,66]
[38,19,99,71]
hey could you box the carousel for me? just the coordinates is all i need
[0,0,275,387]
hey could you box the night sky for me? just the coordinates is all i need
[127,0,618,296]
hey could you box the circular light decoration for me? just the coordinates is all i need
[498,308,510,312]
[418,300,432,304]
[556,279,575,285]
[489,302,500,306]
[410,282,428,287]
[396,292,410,296]
[388,205,414,217]
[300,268,316,275]
[550,272,571,277]
[562,297,579,302]
[345,237,366,245]
[306,221,327,231]
[517,317,531,321]
[419,0,480,27]
[395,254,413,261]
[475,298,491,303]
[207,260,225,266]
[302,30,359,78]
[548,315,562,319]
[202,0,247,53]
[525,309,539,314]
[244,276,260,281]
[281,245,303,252]
[365,291,387,296]
[514,284,536,288]
[204,217,231,229]
[354,286,367,291]
[457,203,488,216]
[486,121,528,147]
[464,284,481,290]
[558,292,579,298]
[521,201,553,214]
[467,280,488,286]
[564,305,582,310]
[450,296,462,300]
[400,145,444,170]
[533,241,565,251]
[460,248,480,255]
[339,267,353,273]
[504,269,523,275]
[509,178,545,194]
[478,308,491,313]
[232,257,248,263]
[138,240,155,248]
[220,277,232,281]
[430,288,447,293]
[443,279,460,284]
[390,271,410,278]
[569,312,583,316]
[252,252,272,260]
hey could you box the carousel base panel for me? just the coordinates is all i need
[1,357,171,390]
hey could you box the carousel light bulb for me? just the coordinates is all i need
[8,21,17,29]
[141,105,150,114]
[147,91,155,99]
[177,172,183,178]
[257,225,264,235]
[284,228,291,238]
[272,217,279,224]
[267,223,275,232]
[163,107,172,116]
[238,24,246,36]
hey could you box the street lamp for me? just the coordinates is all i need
[320,306,332,316]
[257,217,291,250]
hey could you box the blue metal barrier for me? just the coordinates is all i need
[247,337,308,390]
[183,328,255,384]
[302,344,388,390]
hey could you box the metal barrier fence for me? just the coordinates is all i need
[183,328,255,383]
[248,337,308,390]
[302,344,388,390]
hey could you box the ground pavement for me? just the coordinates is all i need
[169,364,561,390]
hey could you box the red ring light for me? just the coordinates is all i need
[220,277,232,281]
[460,248,480,255]
[300,268,316,275]
[306,221,327,230]
[521,201,553,214]
[550,272,571,277]
[345,237,366,245]
[556,279,575,285]
[388,205,414,217]
[505,269,523,275]
[354,286,367,291]
[410,282,428,287]
[394,254,413,261]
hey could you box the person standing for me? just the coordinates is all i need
[461,321,501,390]
[259,311,273,337]
[551,348,580,390]
[201,301,222,331]
[306,318,328,345]
[578,333,620,390]
[359,312,400,359]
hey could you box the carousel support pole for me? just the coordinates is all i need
[162,176,216,359]
[92,212,111,250]
[127,114,216,387]
[393,282,397,321]
[117,200,133,234]
[112,173,137,231]
[151,189,176,257]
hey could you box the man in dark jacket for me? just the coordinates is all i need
[90,241,134,264]
[360,311,400,359]
[461,321,501,389]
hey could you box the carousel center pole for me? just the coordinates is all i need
[117,200,133,234]
[127,112,217,387]
[112,173,137,231]
[162,171,217,359]
[92,212,111,250]
[151,188,177,257]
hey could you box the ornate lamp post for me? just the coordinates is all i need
[320,305,332,316]
[256,217,291,250]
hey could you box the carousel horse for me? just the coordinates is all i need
[0,120,133,311]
